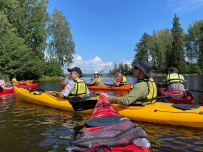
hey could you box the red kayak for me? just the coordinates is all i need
[68,95,152,152]
[158,86,194,104]
[0,83,38,94]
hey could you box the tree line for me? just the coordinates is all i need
[0,0,75,81]
[110,14,202,76]
[134,14,203,74]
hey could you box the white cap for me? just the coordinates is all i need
[94,71,98,74]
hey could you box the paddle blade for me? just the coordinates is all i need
[72,99,98,111]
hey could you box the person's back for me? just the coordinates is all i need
[12,77,17,82]
[164,67,185,91]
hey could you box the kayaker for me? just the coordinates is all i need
[12,77,17,82]
[101,60,157,106]
[0,75,13,90]
[87,71,101,86]
[57,67,90,99]
[163,67,185,91]
[112,69,127,87]
[0,74,5,92]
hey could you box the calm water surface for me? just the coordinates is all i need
[0,76,203,152]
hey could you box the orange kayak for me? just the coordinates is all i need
[6,80,33,85]
[60,82,131,91]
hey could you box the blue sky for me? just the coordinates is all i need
[46,0,203,74]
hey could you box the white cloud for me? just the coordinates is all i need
[119,59,132,68]
[167,0,203,13]
[66,55,113,74]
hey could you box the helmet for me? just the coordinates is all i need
[94,71,98,74]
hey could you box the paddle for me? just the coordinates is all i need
[155,94,186,99]
[69,93,100,111]
[26,85,58,96]
[186,89,203,93]
[71,94,187,111]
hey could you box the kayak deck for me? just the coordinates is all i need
[69,95,151,152]
[158,86,195,104]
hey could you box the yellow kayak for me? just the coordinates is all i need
[14,86,203,128]
[14,86,98,113]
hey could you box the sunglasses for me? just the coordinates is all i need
[133,67,139,70]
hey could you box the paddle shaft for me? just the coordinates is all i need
[72,94,187,111]
[187,89,203,92]
[27,85,58,96]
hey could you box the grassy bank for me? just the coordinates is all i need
[38,75,59,81]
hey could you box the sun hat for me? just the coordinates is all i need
[132,60,151,77]
[67,67,83,78]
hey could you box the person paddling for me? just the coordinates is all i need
[101,60,157,106]
[87,71,101,86]
[112,69,127,87]
[58,67,90,99]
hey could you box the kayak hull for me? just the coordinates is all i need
[14,87,203,128]
[60,82,131,91]
[0,83,38,94]
[14,86,99,112]
[158,87,195,104]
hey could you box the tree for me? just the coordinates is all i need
[44,58,64,77]
[169,14,185,73]
[0,11,44,80]
[185,20,203,63]
[199,22,203,70]
[134,32,151,63]
[1,0,49,59]
[150,29,172,72]
[47,8,75,67]
[118,63,124,73]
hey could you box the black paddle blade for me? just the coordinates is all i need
[172,104,199,110]
[72,99,98,111]
[0,87,3,92]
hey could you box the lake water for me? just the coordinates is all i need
[0,76,203,152]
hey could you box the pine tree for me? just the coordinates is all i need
[134,32,151,63]
[170,14,185,73]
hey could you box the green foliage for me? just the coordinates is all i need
[169,14,185,73]
[185,20,203,65]
[44,58,65,77]
[134,32,151,63]
[110,63,132,76]
[0,0,67,80]
[151,29,172,72]
[38,75,59,81]
[185,62,200,74]
[47,8,75,67]
[132,14,201,74]
[0,11,44,80]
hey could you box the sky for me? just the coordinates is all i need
[46,0,203,74]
